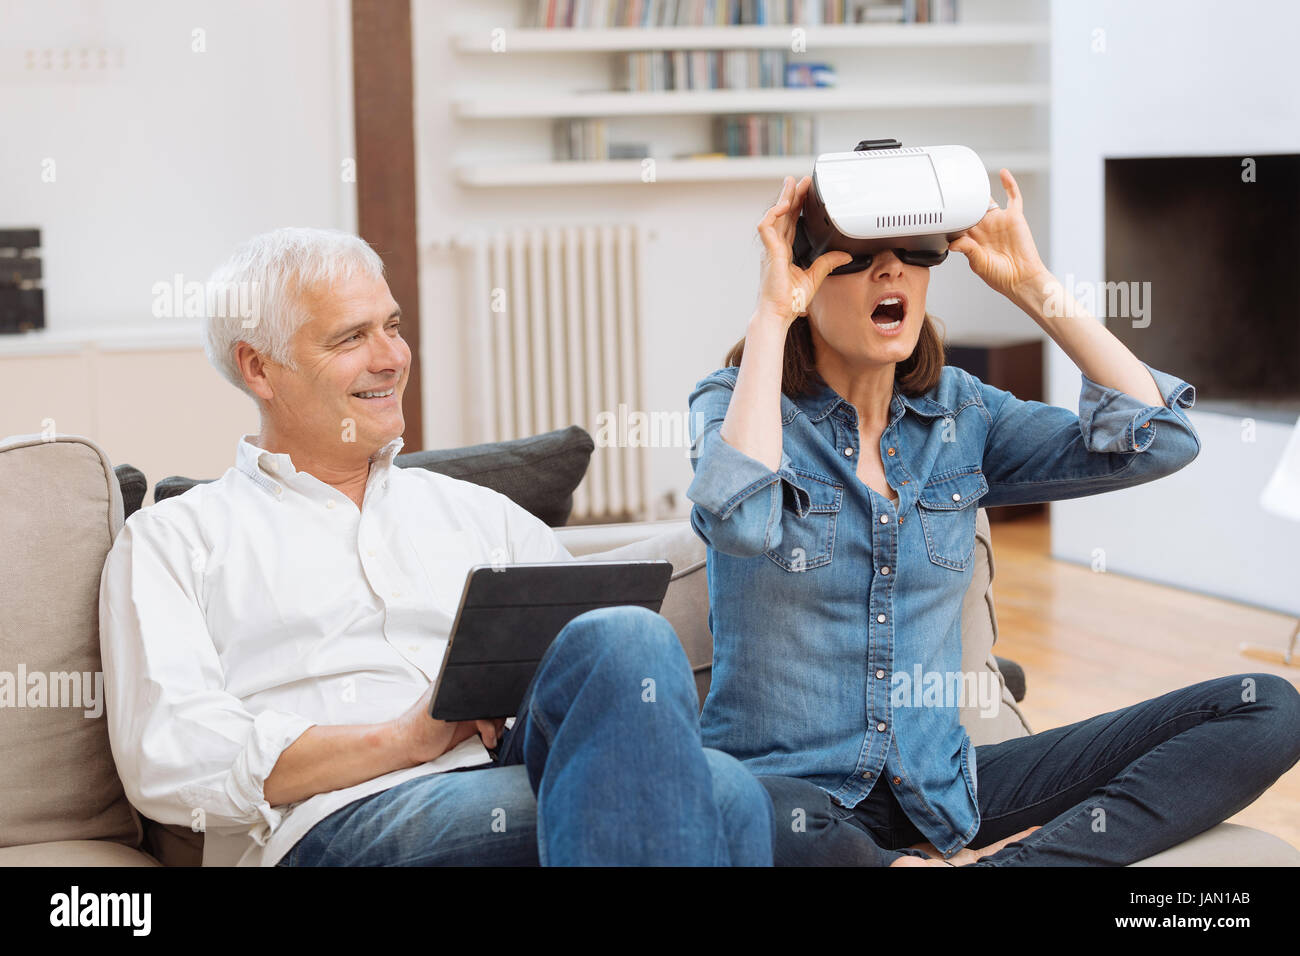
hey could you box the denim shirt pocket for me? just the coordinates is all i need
[916,467,989,571]
[764,468,844,572]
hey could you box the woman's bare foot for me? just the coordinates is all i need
[896,826,1042,866]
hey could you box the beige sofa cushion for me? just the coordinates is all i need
[961,510,1033,746]
[0,434,142,850]
[1129,822,1300,866]
[0,839,158,866]
[567,510,1032,744]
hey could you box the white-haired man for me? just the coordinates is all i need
[98,227,772,866]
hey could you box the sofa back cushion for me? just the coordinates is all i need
[0,434,142,849]
[394,425,594,527]
[154,426,595,528]
[575,510,1031,745]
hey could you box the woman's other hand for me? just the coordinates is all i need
[948,168,1052,304]
[757,175,853,323]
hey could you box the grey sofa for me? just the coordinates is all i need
[1,432,1296,866]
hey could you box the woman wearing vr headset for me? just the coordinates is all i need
[685,168,1300,866]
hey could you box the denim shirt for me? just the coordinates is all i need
[685,360,1199,856]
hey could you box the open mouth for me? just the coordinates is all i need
[871,296,906,331]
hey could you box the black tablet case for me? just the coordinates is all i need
[430,560,673,721]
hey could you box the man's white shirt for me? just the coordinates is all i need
[98,433,571,866]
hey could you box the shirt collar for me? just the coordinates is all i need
[236,433,406,497]
[791,377,954,426]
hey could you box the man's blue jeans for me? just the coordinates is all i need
[758,673,1300,865]
[276,606,774,866]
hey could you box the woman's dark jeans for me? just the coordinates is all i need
[759,673,1300,865]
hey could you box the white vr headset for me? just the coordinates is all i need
[792,139,992,275]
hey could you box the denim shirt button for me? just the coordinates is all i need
[879,515,889,523]
[862,771,871,779]
[877,722,887,732]
[880,566,890,574]
[844,447,854,457]
[877,614,886,623]
[876,669,885,679]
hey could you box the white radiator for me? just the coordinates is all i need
[453,225,650,525]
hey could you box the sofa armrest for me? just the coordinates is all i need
[556,518,691,557]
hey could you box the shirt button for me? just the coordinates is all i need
[844,447,854,457]
[877,722,887,732]
[368,549,376,557]
[952,492,961,501]
[1141,421,1150,428]
[892,776,902,785]
[407,645,419,653]
[391,590,401,598]
[877,613,886,623]
[879,515,888,524]
[880,566,890,575]
[875,669,885,679]
[273,485,282,495]
[887,447,896,456]
[862,771,872,779]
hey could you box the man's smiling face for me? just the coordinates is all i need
[267,271,410,454]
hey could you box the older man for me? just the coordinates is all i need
[98,227,772,867]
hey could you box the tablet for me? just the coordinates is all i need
[428,560,674,722]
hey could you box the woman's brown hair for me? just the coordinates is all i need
[723,311,948,399]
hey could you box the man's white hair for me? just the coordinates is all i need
[202,226,385,401]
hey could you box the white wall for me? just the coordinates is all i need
[0,0,354,331]
[1048,0,1300,615]
[416,0,1050,518]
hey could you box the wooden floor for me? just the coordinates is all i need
[987,510,1300,852]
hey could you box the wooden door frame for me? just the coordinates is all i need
[351,0,423,451]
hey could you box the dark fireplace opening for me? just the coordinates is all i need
[1104,153,1300,422]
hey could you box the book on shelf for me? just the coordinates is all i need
[550,113,814,162]
[713,113,815,156]
[615,49,830,90]
[521,0,958,29]
[554,117,610,160]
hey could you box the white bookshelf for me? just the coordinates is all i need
[455,83,1049,119]
[457,150,1049,187]
[447,14,1050,189]
[453,23,1049,53]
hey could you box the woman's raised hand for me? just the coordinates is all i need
[948,168,1052,302]
[756,175,853,324]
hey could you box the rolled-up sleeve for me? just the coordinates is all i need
[98,514,315,846]
[976,360,1200,508]
[686,370,810,557]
